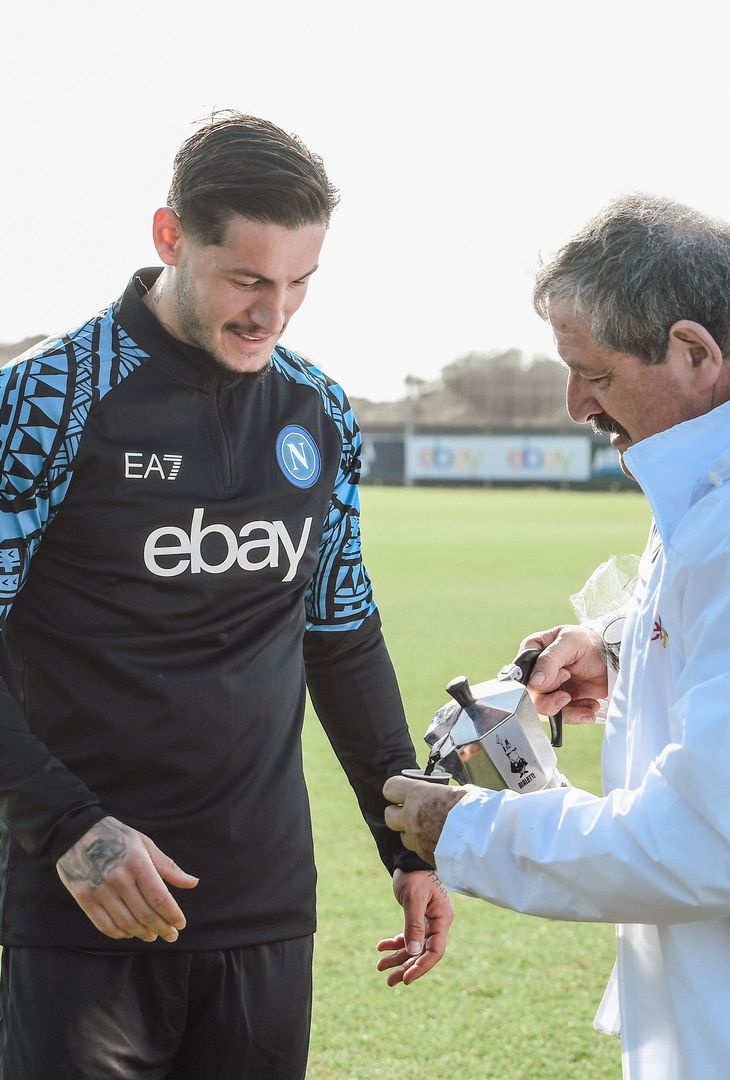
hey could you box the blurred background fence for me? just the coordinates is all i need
[350,347,632,489]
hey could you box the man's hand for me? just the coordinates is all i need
[376,868,454,987]
[383,776,466,866]
[522,625,608,724]
[56,816,199,943]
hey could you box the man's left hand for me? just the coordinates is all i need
[376,867,454,987]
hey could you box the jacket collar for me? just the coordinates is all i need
[115,268,263,392]
[624,398,730,547]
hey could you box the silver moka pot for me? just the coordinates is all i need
[406,648,567,793]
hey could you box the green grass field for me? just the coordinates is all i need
[304,486,650,1080]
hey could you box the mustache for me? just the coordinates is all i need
[590,413,631,443]
[226,321,285,336]
[226,324,265,335]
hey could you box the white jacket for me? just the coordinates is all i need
[435,399,730,1080]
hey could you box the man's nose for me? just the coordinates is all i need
[565,371,600,424]
[248,288,287,334]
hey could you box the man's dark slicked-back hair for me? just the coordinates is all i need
[533,193,730,363]
[167,111,339,245]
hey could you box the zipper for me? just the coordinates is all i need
[211,386,235,491]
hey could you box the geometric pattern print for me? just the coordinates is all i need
[0,304,148,621]
[272,346,361,486]
[272,346,376,632]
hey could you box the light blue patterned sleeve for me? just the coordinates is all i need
[272,347,378,632]
[0,307,147,623]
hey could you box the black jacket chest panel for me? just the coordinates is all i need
[20,359,340,638]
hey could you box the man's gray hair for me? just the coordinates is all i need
[533,194,730,363]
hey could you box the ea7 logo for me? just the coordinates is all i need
[144,509,313,582]
[125,453,183,481]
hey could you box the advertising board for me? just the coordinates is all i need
[406,434,592,482]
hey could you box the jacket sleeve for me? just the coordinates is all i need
[0,344,107,861]
[303,395,430,874]
[305,613,431,874]
[436,494,730,923]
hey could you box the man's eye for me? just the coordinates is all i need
[232,279,258,289]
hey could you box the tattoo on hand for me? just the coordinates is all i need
[58,820,130,888]
[428,870,449,901]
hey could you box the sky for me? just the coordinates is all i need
[3,0,729,401]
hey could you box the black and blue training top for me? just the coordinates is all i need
[0,269,424,950]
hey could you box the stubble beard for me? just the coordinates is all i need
[174,267,274,383]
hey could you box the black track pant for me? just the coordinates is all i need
[0,936,313,1080]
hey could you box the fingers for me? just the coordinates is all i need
[144,837,199,890]
[81,899,134,941]
[133,838,200,940]
[376,933,406,953]
[385,953,417,987]
[529,685,572,717]
[401,931,448,985]
[375,936,425,986]
[376,934,409,976]
[119,866,186,941]
[527,638,574,695]
[383,804,404,832]
[531,688,602,725]
[56,818,198,944]
[378,947,413,987]
[561,697,602,724]
[86,886,162,942]
[383,775,420,805]
[524,625,609,703]
[518,627,562,654]
[62,860,183,943]
[384,778,425,852]
[113,846,197,941]
[400,891,426,958]
[375,933,447,986]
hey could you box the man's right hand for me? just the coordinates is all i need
[56,816,199,943]
[521,625,609,724]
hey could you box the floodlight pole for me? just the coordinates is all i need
[404,374,424,487]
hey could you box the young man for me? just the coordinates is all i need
[0,113,452,1079]
[384,194,730,1079]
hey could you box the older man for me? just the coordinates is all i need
[384,194,730,1079]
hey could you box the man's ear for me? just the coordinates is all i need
[150,207,185,266]
[666,320,723,390]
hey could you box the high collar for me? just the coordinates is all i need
[623,398,730,547]
[115,268,272,392]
